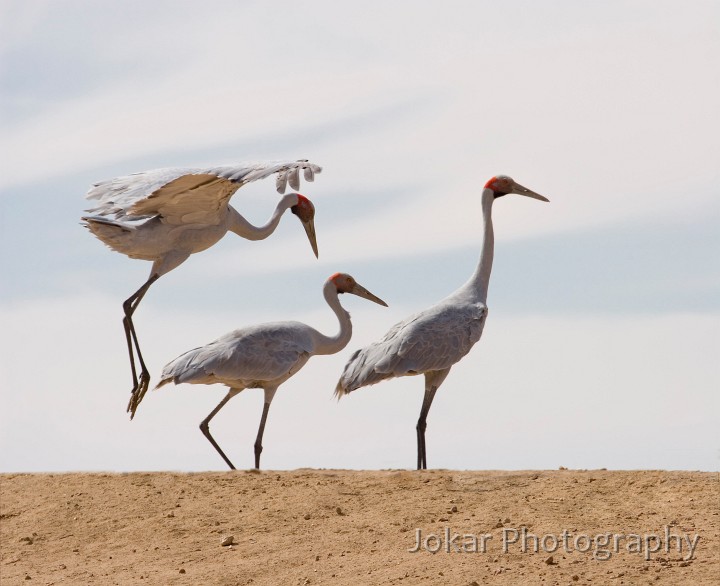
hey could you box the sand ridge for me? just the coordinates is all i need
[1,469,718,585]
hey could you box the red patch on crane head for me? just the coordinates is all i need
[290,193,315,221]
[485,175,514,195]
[329,272,355,293]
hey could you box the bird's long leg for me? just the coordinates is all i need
[124,274,159,419]
[253,402,272,470]
[123,317,139,388]
[416,385,438,470]
[200,389,242,470]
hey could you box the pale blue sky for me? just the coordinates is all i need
[1,0,718,472]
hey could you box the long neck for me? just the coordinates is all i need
[227,194,295,241]
[463,188,495,303]
[312,283,353,355]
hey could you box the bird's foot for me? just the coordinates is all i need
[127,371,151,420]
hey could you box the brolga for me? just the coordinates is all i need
[153,273,387,470]
[335,175,549,469]
[81,160,321,419]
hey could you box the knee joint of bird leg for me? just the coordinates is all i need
[123,299,134,315]
[199,421,209,434]
[254,443,263,454]
[416,420,427,433]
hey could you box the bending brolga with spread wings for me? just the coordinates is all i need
[82,160,322,418]
[335,175,550,469]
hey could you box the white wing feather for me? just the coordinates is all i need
[84,160,322,227]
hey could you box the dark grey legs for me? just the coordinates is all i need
[124,274,159,419]
[200,389,242,470]
[416,385,438,470]
[199,390,273,471]
[254,402,271,470]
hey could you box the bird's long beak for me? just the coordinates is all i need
[511,182,550,202]
[349,282,388,307]
[302,219,319,258]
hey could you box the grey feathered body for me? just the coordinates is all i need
[157,322,317,391]
[336,290,488,395]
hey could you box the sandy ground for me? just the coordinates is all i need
[1,470,717,585]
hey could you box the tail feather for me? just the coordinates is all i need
[333,380,349,400]
[154,376,174,391]
[82,215,131,233]
[82,216,135,255]
[335,346,396,399]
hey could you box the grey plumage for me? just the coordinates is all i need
[151,273,387,470]
[333,174,549,469]
[336,298,487,395]
[81,159,323,420]
[156,323,315,391]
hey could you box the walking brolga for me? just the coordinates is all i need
[81,160,322,419]
[335,175,549,469]
[153,273,387,470]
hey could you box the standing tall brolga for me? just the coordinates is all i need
[82,160,321,418]
[335,175,550,469]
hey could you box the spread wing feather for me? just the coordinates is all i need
[337,302,487,395]
[84,160,322,227]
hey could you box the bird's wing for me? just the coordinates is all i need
[162,323,314,386]
[338,302,488,393]
[84,160,322,226]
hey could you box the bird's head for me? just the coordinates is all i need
[484,175,549,202]
[329,273,388,307]
[290,194,319,258]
